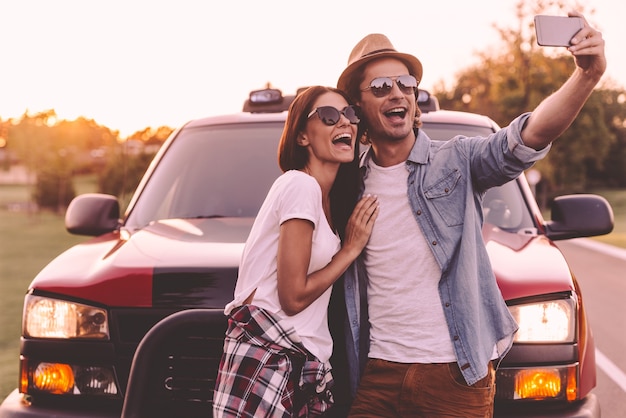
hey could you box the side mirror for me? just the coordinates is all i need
[545,194,614,241]
[65,193,120,236]
[417,89,440,113]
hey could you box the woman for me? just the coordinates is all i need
[213,86,378,417]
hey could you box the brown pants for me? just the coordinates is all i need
[348,359,495,418]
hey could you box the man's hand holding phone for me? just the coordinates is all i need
[534,12,606,80]
[534,15,583,47]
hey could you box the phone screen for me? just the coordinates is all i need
[534,15,584,47]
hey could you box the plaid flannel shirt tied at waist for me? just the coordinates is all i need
[213,304,334,417]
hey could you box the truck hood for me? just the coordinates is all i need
[483,226,575,301]
[31,220,575,308]
[31,218,253,308]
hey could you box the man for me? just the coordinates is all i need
[335,12,606,417]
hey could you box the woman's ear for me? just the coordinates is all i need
[297,133,310,147]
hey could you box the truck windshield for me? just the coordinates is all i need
[125,122,284,229]
[124,119,534,233]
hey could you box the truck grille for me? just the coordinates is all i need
[146,330,225,416]
[112,308,228,417]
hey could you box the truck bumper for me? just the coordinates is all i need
[0,390,118,418]
[494,394,600,417]
[2,389,600,418]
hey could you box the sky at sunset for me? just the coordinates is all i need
[1,0,624,137]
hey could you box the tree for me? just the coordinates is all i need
[433,0,621,198]
[98,147,154,210]
[590,86,626,188]
[97,125,172,210]
[32,161,76,212]
[5,111,122,211]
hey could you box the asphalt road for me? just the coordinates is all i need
[556,239,626,418]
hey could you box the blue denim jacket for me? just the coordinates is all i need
[342,112,550,395]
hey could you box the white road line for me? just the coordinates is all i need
[596,349,626,392]
[571,240,626,391]
[571,238,626,261]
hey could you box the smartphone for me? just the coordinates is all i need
[534,15,584,47]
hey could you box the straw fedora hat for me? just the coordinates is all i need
[337,33,423,95]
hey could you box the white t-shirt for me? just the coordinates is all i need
[364,160,456,363]
[225,170,341,362]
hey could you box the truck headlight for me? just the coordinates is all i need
[20,358,119,396]
[23,295,109,340]
[496,365,578,401]
[509,297,575,343]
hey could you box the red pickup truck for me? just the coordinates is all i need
[0,88,613,417]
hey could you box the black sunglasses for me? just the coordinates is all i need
[361,75,418,98]
[307,105,361,126]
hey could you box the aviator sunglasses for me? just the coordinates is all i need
[307,105,361,126]
[361,75,418,98]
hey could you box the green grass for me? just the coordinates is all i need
[1,179,625,400]
[0,176,97,398]
[0,210,88,398]
[0,183,31,206]
[588,189,626,248]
